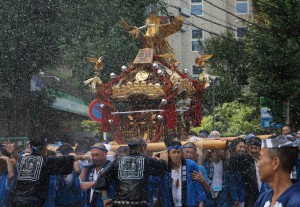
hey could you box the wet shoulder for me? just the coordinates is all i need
[255,189,273,207]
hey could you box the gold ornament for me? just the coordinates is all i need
[195,54,212,68]
[121,15,184,55]
[135,70,149,81]
[87,57,104,74]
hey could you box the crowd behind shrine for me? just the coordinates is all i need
[0,125,300,207]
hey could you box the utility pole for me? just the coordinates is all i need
[212,76,220,130]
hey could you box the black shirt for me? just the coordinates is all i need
[12,154,74,203]
[94,153,166,202]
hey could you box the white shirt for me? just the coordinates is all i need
[171,166,182,207]
[211,161,223,198]
[90,168,101,203]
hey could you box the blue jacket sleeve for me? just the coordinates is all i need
[198,165,211,185]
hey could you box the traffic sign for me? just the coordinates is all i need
[89,100,103,123]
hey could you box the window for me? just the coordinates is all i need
[237,27,248,38]
[191,29,203,51]
[236,0,248,14]
[192,65,202,75]
[191,0,203,16]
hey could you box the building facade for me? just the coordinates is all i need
[163,0,252,77]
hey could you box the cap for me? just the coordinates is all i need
[261,135,299,149]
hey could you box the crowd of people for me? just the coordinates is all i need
[0,125,300,207]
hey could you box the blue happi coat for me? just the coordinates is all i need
[0,172,15,207]
[149,159,206,207]
[43,175,56,207]
[55,171,82,206]
[83,163,115,207]
[255,181,300,207]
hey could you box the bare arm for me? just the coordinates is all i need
[72,154,90,162]
[0,154,15,180]
[101,190,113,207]
[191,171,211,193]
[73,161,81,175]
[3,141,19,162]
[80,166,89,182]
[81,181,95,191]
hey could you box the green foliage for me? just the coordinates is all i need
[61,120,82,131]
[57,0,159,83]
[81,120,100,133]
[0,0,159,137]
[193,101,261,136]
[245,0,300,128]
[202,31,249,115]
[0,0,60,88]
[0,0,62,136]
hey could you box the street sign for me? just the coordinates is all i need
[89,100,103,123]
[261,107,273,128]
[260,97,281,129]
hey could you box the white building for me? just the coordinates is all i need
[163,0,252,77]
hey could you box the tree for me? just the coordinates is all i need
[0,0,61,136]
[201,31,249,115]
[192,101,262,136]
[57,0,159,83]
[245,0,300,129]
[0,0,160,137]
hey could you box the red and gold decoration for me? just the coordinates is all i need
[85,15,213,144]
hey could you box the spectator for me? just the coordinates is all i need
[255,135,300,206]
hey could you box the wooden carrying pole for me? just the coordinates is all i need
[110,139,226,152]
[109,134,272,152]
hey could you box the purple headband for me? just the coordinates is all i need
[167,145,183,151]
[91,146,108,152]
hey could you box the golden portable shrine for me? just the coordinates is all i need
[85,15,214,144]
